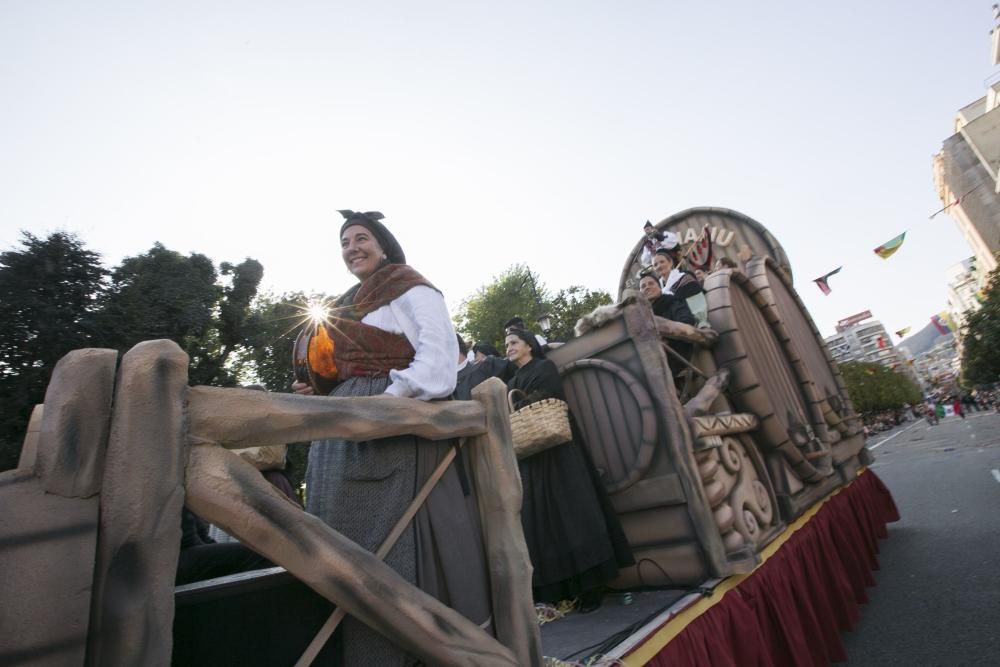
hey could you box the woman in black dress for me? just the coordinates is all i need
[504,329,633,608]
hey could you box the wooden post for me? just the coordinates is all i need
[17,404,43,471]
[469,378,543,667]
[1,349,115,667]
[184,444,517,667]
[87,340,190,667]
[34,348,118,497]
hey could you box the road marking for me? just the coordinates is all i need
[992,469,1000,485]
[868,419,925,451]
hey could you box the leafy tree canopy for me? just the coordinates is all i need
[547,285,613,342]
[0,234,263,471]
[961,257,1000,387]
[0,231,107,470]
[454,264,551,350]
[92,244,263,386]
[453,263,612,350]
[839,361,922,413]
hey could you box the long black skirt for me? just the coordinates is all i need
[518,431,633,603]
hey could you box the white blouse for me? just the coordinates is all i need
[663,268,684,294]
[359,285,459,400]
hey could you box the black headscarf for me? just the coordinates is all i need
[338,210,406,264]
[655,245,678,262]
[473,342,501,358]
[507,328,546,360]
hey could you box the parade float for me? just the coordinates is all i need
[0,207,898,666]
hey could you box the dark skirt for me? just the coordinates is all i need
[518,427,634,603]
[305,376,492,666]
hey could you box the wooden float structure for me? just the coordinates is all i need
[0,208,888,666]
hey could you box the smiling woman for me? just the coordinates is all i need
[291,210,490,666]
[341,224,387,281]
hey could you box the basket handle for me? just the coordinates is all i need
[507,388,527,413]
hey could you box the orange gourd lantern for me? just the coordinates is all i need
[293,324,338,395]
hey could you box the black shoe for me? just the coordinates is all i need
[578,590,603,614]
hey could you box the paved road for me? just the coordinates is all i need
[841,411,1000,666]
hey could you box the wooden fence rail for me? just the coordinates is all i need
[0,340,541,667]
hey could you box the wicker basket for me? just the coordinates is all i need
[507,389,572,459]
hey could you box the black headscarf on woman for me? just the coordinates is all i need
[509,328,546,360]
[473,342,501,358]
[338,210,406,264]
[654,245,680,265]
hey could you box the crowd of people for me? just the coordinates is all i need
[859,389,1000,438]
[861,409,911,437]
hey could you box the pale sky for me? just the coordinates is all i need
[0,1,992,339]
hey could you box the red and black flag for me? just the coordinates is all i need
[813,266,843,295]
[687,226,713,271]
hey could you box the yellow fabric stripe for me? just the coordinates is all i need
[623,470,866,666]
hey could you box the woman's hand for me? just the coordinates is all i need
[292,381,315,395]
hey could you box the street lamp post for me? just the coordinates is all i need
[520,270,552,334]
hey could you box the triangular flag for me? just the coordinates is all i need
[813,266,842,295]
[895,326,911,338]
[687,226,713,271]
[874,232,906,259]
[931,314,951,335]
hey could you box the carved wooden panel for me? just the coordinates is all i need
[561,358,658,494]
[745,257,866,466]
[694,434,781,552]
[550,303,758,586]
[704,270,834,485]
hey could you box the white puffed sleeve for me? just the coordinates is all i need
[378,286,459,400]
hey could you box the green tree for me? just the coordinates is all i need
[194,258,265,385]
[546,285,613,342]
[961,259,1000,386]
[839,361,922,413]
[454,264,615,348]
[454,264,551,349]
[0,232,107,471]
[93,244,263,386]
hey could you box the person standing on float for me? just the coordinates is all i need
[292,210,491,666]
[504,329,633,611]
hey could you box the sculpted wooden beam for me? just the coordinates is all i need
[683,368,731,418]
[184,444,517,667]
[187,386,487,449]
[654,316,719,348]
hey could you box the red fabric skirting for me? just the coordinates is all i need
[646,470,899,667]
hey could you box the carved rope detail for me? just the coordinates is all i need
[690,413,759,438]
